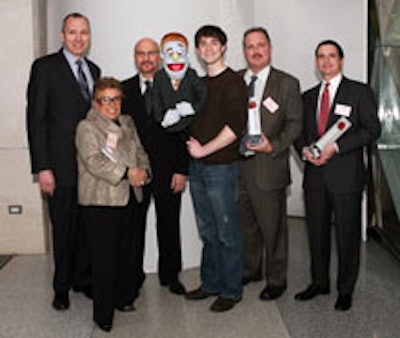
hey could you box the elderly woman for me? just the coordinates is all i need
[76,77,151,332]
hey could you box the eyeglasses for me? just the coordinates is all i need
[135,50,159,57]
[96,96,122,105]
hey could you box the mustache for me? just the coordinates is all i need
[140,61,155,66]
[252,53,263,58]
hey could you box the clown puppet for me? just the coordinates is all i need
[152,32,207,133]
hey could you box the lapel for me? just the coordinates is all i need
[133,75,143,98]
[56,50,87,102]
[127,75,148,120]
[327,77,347,130]
[261,67,277,101]
[134,75,147,109]
[309,86,319,136]
[86,58,99,82]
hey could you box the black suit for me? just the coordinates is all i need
[295,76,381,295]
[27,49,100,293]
[121,75,188,291]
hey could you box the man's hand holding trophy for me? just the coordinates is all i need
[304,116,352,166]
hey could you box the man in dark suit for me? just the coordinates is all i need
[238,27,303,301]
[294,40,381,311]
[26,12,100,310]
[121,38,188,297]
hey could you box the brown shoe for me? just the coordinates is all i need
[210,296,239,312]
[185,287,218,300]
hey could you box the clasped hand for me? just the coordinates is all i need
[127,167,148,188]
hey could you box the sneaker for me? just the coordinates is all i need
[185,287,218,300]
[210,296,239,312]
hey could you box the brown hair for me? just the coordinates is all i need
[93,77,123,99]
[194,25,227,48]
[243,27,271,47]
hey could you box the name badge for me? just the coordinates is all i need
[106,132,118,149]
[263,97,279,113]
[334,104,352,117]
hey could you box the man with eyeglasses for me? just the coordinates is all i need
[26,12,101,311]
[122,38,188,298]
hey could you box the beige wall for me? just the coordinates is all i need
[0,0,46,254]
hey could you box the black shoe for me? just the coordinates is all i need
[210,296,239,312]
[294,284,330,301]
[95,321,112,332]
[169,279,186,295]
[161,279,186,295]
[52,292,70,310]
[335,294,352,311]
[185,287,219,300]
[115,303,136,312]
[242,275,262,285]
[72,285,93,300]
[259,285,286,301]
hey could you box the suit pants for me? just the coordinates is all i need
[48,186,91,293]
[82,193,138,325]
[132,174,183,288]
[239,174,288,288]
[304,186,362,295]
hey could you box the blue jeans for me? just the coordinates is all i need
[189,160,243,299]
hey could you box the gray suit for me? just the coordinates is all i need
[238,67,302,287]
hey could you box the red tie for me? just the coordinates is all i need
[317,82,330,136]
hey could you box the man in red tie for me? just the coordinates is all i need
[294,40,381,311]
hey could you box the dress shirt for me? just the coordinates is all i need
[244,65,271,108]
[63,48,94,94]
[316,73,342,119]
[139,75,153,95]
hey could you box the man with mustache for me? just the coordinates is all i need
[238,27,302,301]
[121,38,188,298]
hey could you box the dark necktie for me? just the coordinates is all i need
[76,59,90,106]
[317,82,330,136]
[144,80,152,115]
[248,75,258,98]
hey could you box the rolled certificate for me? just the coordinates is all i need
[309,116,352,158]
[247,100,262,146]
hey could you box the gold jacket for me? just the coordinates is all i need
[76,109,151,206]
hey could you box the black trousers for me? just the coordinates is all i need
[83,194,139,325]
[48,186,91,293]
[305,186,362,295]
[132,174,182,289]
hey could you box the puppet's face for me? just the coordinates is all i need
[162,40,189,80]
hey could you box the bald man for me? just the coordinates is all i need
[121,38,188,298]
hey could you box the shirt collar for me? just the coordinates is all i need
[139,74,153,94]
[244,65,271,85]
[321,73,342,90]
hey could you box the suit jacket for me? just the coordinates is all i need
[295,76,381,193]
[240,67,303,191]
[152,68,207,132]
[76,109,150,205]
[27,49,101,186]
[121,75,189,178]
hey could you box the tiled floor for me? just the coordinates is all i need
[1,218,400,338]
